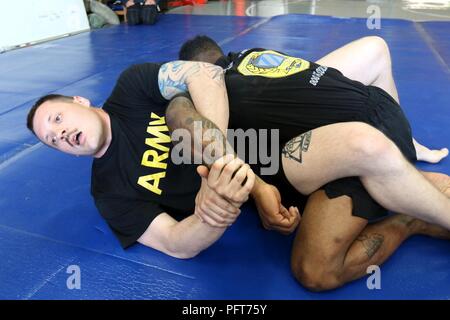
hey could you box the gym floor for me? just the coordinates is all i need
[0,0,449,299]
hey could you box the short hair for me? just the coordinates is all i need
[26,94,72,135]
[178,35,224,61]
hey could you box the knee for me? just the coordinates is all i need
[363,36,392,67]
[348,124,407,176]
[363,36,390,55]
[291,259,342,292]
[348,124,396,158]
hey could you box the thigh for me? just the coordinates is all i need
[316,37,386,85]
[281,122,389,195]
[292,190,368,268]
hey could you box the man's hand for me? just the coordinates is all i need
[207,155,255,206]
[195,167,241,228]
[194,155,255,227]
[253,183,301,235]
[125,0,135,7]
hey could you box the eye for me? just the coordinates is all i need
[55,114,62,123]
[51,136,57,146]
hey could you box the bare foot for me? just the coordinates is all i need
[416,145,449,164]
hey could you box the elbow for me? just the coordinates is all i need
[167,248,201,260]
[165,235,202,259]
[140,239,201,259]
[166,94,193,130]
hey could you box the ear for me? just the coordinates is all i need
[73,96,91,107]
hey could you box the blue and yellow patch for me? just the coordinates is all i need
[237,50,310,78]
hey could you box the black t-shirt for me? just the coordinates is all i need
[91,63,201,248]
[221,48,372,147]
[217,48,378,209]
[219,48,415,219]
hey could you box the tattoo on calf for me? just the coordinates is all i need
[281,131,312,163]
[357,233,384,259]
[397,215,416,228]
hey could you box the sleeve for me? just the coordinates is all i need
[106,63,168,113]
[95,197,165,249]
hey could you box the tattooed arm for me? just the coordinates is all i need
[166,94,255,203]
[159,61,229,133]
[160,61,299,233]
[160,61,268,193]
[166,95,299,233]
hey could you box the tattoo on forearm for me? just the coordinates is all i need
[185,115,228,163]
[166,96,230,167]
[281,131,312,164]
[357,233,384,259]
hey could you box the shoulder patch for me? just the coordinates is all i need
[237,50,310,78]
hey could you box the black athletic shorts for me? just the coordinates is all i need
[267,86,417,221]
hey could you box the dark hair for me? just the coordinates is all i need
[178,35,224,62]
[26,94,72,135]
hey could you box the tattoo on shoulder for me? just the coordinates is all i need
[203,63,225,82]
[357,233,384,259]
[158,61,224,100]
[158,61,200,99]
[281,131,312,164]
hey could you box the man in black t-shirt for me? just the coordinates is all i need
[178,36,450,290]
[26,60,266,258]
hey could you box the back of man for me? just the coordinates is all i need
[215,47,416,220]
[220,48,413,154]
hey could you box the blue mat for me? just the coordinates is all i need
[0,14,449,300]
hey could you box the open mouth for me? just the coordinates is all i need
[75,131,82,145]
[66,131,83,147]
[75,131,83,146]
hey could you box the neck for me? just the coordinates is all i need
[93,108,112,158]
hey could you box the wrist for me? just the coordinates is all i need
[251,176,266,198]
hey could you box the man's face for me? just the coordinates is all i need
[33,97,106,156]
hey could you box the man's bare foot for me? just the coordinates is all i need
[415,145,449,164]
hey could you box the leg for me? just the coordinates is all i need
[316,36,448,163]
[142,1,158,25]
[281,122,450,229]
[126,3,142,25]
[316,36,398,101]
[415,171,450,238]
[291,189,450,291]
